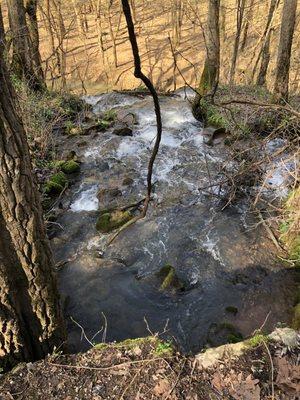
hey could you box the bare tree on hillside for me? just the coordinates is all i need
[192,0,220,120]
[229,0,246,84]
[273,0,297,102]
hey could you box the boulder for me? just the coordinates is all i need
[113,126,133,137]
[96,210,132,233]
[202,127,227,146]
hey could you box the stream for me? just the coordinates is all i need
[51,90,297,353]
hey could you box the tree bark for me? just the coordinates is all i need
[256,28,273,86]
[192,0,220,120]
[0,19,65,368]
[7,0,44,90]
[273,0,297,103]
[252,0,278,83]
[229,0,246,84]
[25,0,44,82]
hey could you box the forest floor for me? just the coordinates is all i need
[0,331,299,399]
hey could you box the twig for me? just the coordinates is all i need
[263,340,275,400]
[70,316,94,347]
[101,312,107,343]
[48,356,175,371]
[217,99,300,119]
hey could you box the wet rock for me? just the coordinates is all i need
[98,161,110,172]
[156,265,184,292]
[97,187,122,203]
[77,140,88,148]
[116,110,137,125]
[122,177,134,186]
[202,127,227,146]
[112,126,133,137]
[96,210,132,233]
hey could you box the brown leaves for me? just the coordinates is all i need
[212,370,261,400]
[275,356,300,395]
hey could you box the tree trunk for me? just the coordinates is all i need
[25,0,44,83]
[229,0,246,84]
[7,0,44,90]
[240,0,255,51]
[0,20,65,368]
[251,0,278,83]
[256,28,273,86]
[273,0,297,103]
[192,0,220,120]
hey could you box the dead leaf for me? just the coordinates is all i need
[153,379,171,396]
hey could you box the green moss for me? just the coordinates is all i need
[50,172,68,187]
[98,119,112,129]
[96,210,132,233]
[44,181,63,195]
[156,264,184,291]
[154,340,174,356]
[44,171,68,196]
[199,98,228,129]
[292,304,300,329]
[103,109,117,122]
[246,333,269,348]
[61,160,80,174]
[227,333,243,343]
[95,337,157,351]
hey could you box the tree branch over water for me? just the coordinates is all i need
[107,0,162,245]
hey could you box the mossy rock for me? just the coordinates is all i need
[50,172,68,187]
[44,181,64,195]
[96,210,132,233]
[44,172,67,196]
[156,264,184,291]
[61,160,80,174]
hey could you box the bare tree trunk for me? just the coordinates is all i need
[0,19,65,368]
[25,0,44,83]
[192,0,220,120]
[273,0,297,103]
[240,0,255,51]
[251,0,278,83]
[7,0,44,90]
[229,0,246,84]
[256,28,273,86]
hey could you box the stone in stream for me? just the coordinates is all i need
[97,187,122,203]
[202,127,227,146]
[112,125,133,137]
[156,264,185,292]
[122,176,134,186]
[96,209,133,233]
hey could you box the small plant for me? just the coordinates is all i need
[154,340,174,356]
[103,109,117,122]
[246,332,269,348]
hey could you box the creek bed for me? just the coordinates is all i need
[51,91,297,353]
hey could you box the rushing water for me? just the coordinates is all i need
[52,90,297,353]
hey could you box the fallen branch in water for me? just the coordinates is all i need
[107,0,162,246]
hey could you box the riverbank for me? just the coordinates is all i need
[0,328,299,399]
